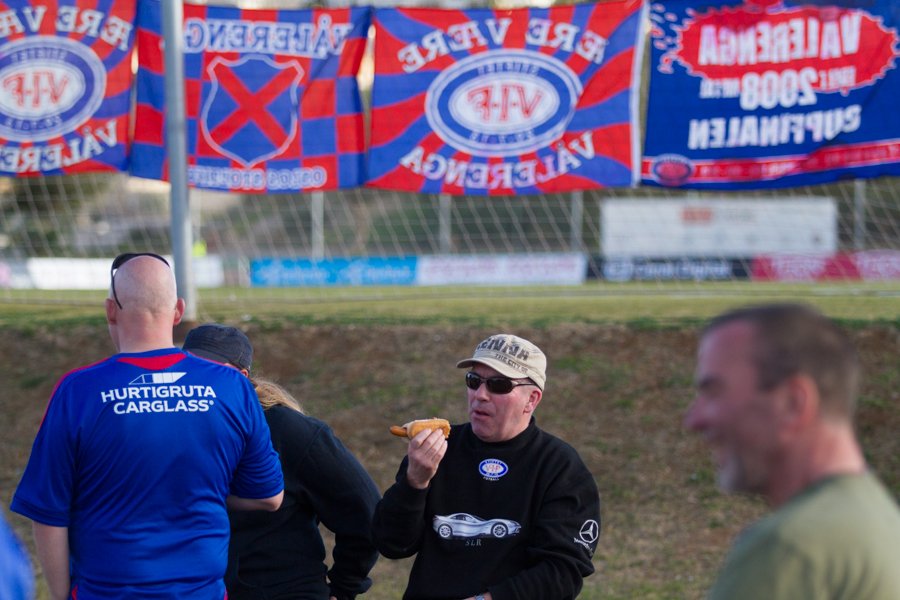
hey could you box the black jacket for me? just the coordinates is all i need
[372,418,601,600]
[227,405,381,600]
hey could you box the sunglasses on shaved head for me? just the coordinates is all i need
[110,252,170,309]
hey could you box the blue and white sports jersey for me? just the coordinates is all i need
[12,348,284,599]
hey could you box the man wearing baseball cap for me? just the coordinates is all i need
[183,323,254,374]
[183,323,382,600]
[373,333,601,600]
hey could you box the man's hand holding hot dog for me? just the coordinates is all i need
[406,428,448,489]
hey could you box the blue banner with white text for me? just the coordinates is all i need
[642,0,900,189]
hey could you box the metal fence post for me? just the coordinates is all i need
[439,194,452,253]
[311,191,325,259]
[162,0,196,320]
[570,191,584,251]
[853,179,867,250]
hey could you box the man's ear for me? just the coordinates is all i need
[105,298,117,324]
[173,298,186,326]
[524,388,542,414]
[779,373,820,433]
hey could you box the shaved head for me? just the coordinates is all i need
[106,254,183,352]
[110,255,178,314]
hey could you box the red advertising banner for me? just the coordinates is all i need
[751,250,900,281]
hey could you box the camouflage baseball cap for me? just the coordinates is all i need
[456,333,546,390]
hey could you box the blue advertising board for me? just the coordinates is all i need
[251,257,417,287]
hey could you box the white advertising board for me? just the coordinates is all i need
[27,258,111,290]
[17,256,224,290]
[417,253,586,286]
[602,197,837,257]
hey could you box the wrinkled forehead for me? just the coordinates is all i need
[696,322,759,376]
[468,362,506,377]
[701,320,756,354]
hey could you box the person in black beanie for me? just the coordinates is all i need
[183,324,381,600]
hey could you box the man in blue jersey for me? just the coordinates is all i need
[11,253,284,600]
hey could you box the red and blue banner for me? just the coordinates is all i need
[367,1,645,196]
[131,0,370,193]
[0,0,136,176]
[642,0,900,188]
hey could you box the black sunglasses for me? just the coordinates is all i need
[110,252,170,309]
[465,371,534,395]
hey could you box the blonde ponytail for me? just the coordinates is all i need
[251,377,304,414]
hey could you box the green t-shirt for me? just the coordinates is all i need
[709,472,900,600]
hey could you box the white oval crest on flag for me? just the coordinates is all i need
[426,50,582,157]
[0,37,106,142]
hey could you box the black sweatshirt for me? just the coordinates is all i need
[372,418,601,600]
[226,405,381,600]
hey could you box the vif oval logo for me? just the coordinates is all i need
[426,50,582,157]
[0,37,106,142]
[478,458,509,481]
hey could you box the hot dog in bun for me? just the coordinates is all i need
[390,418,451,439]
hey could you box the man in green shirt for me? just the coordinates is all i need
[685,303,900,600]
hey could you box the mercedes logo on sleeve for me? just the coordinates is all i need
[578,519,599,547]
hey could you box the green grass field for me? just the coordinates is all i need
[1,281,897,326]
